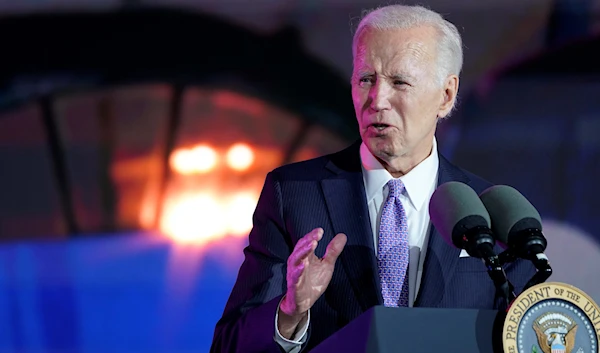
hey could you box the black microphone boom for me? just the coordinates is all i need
[429,181,516,307]
[479,185,552,291]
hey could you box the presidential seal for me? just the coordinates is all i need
[504,282,600,353]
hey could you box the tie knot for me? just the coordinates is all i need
[387,178,405,198]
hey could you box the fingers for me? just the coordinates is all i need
[289,228,322,267]
[298,228,322,248]
[287,259,306,287]
[323,233,347,265]
[287,231,318,287]
[290,239,316,267]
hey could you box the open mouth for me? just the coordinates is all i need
[369,123,391,131]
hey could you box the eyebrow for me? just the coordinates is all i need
[390,73,415,81]
[354,70,373,77]
[355,71,415,82]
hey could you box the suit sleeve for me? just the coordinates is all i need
[210,171,307,353]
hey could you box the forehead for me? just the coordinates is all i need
[353,26,438,71]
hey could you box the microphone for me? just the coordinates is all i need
[479,185,552,290]
[429,181,516,306]
[429,181,495,258]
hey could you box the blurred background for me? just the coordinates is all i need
[0,0,599,352]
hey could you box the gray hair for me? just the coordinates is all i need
[352,5,463,86]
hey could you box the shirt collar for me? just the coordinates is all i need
[360,138,440,211]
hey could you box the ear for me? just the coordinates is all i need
[437,75,459,118]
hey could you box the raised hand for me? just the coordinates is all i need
[277,228,347,339]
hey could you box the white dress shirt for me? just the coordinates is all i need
[274,138,440,352]
[361,138,440,305]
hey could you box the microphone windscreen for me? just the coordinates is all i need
[429,181,491,249]
[479,185,542,244]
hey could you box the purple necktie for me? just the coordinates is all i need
[378,178,410,307]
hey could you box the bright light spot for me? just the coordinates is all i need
[160,193,226,243]
[170,150,195,175]
[226,143,254,171]
[170,145,217,175]
[158,191,259,245]
[226,192,258,236]
[157,143,264,245]
[190,145,218,172]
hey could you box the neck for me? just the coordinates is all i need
[377,145,433,178]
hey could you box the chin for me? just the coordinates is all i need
[365,137,401,160]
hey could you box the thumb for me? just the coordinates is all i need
[323,233,347,265]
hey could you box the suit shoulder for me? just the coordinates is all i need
[460,167,495,194]
[269,154,333,181]
[268,142,360,181]
[463,168,493,189]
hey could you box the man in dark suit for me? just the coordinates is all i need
[211,4,536,353]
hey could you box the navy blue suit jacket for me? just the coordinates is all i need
[210,141,536,353]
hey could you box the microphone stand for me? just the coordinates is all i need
[462,227,517,309]
[496,248,552,310]
[482,253,517,309]
[511,250,553,292]
[498,230,553,293]
[498,248,517,265]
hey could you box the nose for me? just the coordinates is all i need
[368,81,392,111]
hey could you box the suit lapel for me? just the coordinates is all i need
[321,142,383,311]
[319,145,473,309]
[415,155,471,307]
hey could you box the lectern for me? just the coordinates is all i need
[310,306,506,353]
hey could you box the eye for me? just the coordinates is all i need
[357,76,374,86]
[394,80,408,86]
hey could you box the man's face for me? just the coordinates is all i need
[351,26,457,171]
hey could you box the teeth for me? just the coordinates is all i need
[372,124,388,130]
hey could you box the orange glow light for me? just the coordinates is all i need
[226,192,258,236]
[158,191,259,245]
[160,193,226,244]
[170,145,217,175]
[155,141,264,244]
[226,143,254,171]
